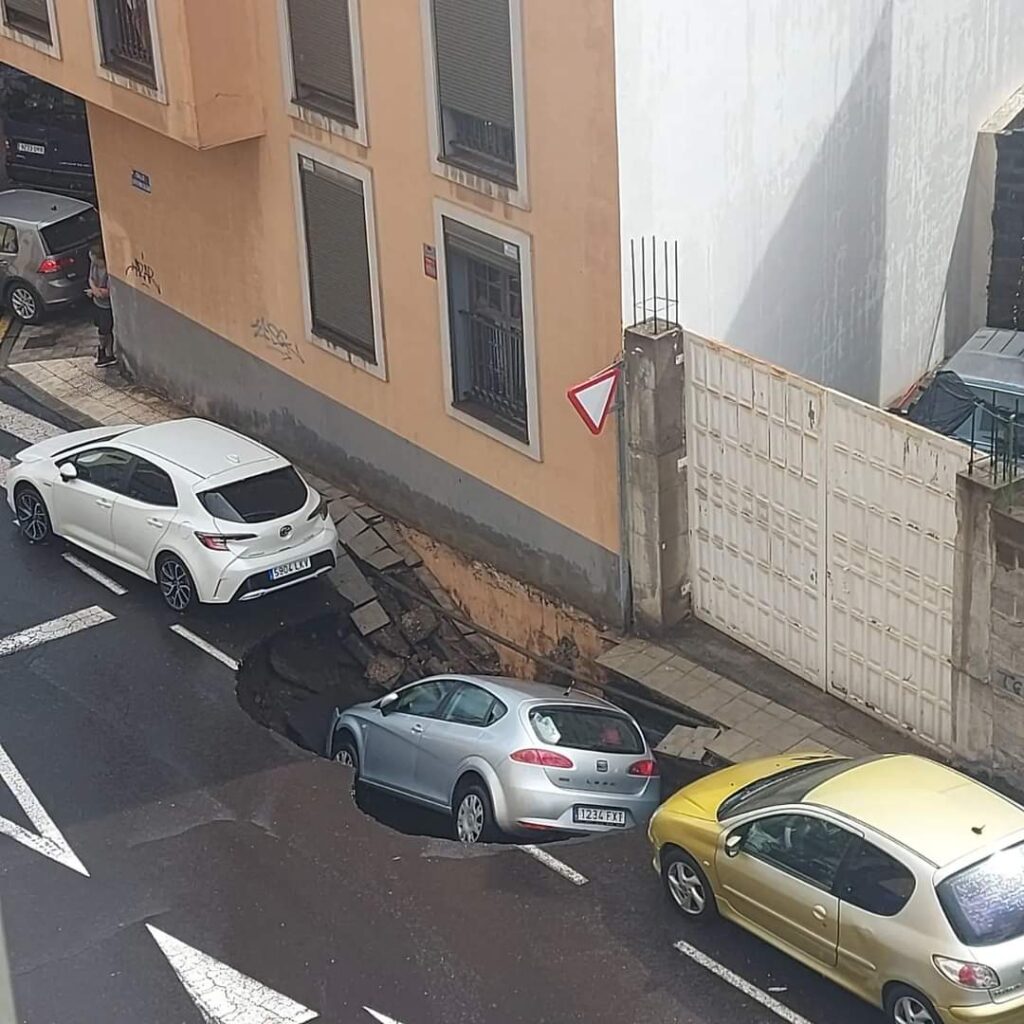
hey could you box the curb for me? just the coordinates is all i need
[0,364,103,429]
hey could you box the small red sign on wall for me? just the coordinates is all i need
[423,244,437,279]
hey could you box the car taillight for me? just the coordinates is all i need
[933,956,1000,990]
[307,495,329,521]
[510,748,574,769]
[628,758,660,777]
[194,531,257,551]
[38,255,73,274]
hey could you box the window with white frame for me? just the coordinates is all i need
[1,0,51,43]
[442,216,528,442]
[286,0,358,127]
[430,0,517,188]
[298,154,377,364]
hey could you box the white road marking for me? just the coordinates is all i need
[518,844,589,886]
[0,743,89,876]
[0,455,9,489]
[0,606,115,659]
[674,941,814,1024]
[365,1011,405,1023]
[0,399,65,445]
[146,925,318,1024]
[62,553,128,596]
[169,625,240,672]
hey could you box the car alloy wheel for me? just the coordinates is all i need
[456,792,485,843]
[158,556,193,612]
[9,285,38,323]
[666,860,706,915]
[15,489,50,543]
[892,995,938,1024]
[334,747,356,767]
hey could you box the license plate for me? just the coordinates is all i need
[573,806,627,826]
[268,557,311,581]
[16,143,45,155]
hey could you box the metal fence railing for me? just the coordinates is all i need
[967,393,1024,484]
[454,312,528,441]
[629,236,680,331]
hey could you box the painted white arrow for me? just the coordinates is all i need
[147,924,318,1024]
[0,743,88,876]
[365,1011,406,1024]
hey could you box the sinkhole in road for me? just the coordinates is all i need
[236,612,535,845]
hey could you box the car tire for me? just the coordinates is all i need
[6,281,44,325]
[452,778,498,845]
[156,553,196,613]
[14,485,52,544]
[662,847,719,921]
[332,731,359,774]
[884,985,944,1024]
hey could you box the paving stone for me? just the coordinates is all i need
[643,660,693,695]
[810,726,849,750]
[328,497,351,524]
[763,703,798,722]
[656,725,721,761]
[335,512,367,544]
[737,707,788,741]
[683,666,721,688]
[714,678,744,701]
[714,696,764,728]
[356,504,384,523]
[686,685,737,717]
[732,738,776,762]
[351,600,390,636]
[364,546,405,570]
[366,653,405,687]
[327,555,375,607]
[666,653,699,675]
[660,670,717,704]
[707,729,757,760]
[785,713,818,735]
[347,528,387,560]
[741,691,773,709]
[756,721,814,754]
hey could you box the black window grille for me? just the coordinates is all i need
[95,0,156,88]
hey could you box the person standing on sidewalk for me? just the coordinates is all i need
[87,242,115,368]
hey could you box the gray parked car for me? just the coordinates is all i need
[327,675,661,843]
[0,189,100,324]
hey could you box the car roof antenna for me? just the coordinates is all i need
[562,677,575,697]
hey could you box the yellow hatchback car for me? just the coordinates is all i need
[648,753,1024,1024]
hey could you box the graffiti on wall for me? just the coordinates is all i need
[125,253,161,295]
[252,316,304,363]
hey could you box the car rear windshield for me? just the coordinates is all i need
[528,705,644,755]
[41,208,100,254]
[717,757,875,822]
[199,466,308,524]
[938,842,1024,946]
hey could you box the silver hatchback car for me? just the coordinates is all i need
[0,189,100,324]
[327,675,661,843]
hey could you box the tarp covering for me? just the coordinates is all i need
[907,371,978,435]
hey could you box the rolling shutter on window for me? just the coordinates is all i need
[287,0,356,124]
[4,0,51,36]
[432,0,514,130]
[299,157,375,362]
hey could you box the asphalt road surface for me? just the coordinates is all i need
[0,384,882,1024]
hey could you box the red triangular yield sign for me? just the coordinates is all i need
[567,364,621,435]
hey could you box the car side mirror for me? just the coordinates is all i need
[725,833,745,858]
[58,463,77,482]
[377,692,399,715]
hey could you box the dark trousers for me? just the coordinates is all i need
[94,305,114,359]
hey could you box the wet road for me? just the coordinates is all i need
[0,386,882,1024]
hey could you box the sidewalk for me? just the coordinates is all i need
[1,330,936,768]
[599,616,934,764]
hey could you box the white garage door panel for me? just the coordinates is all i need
[825,393,964,749]
[685,334,967,750]
[687,337,826,687]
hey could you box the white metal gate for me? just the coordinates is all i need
[685,335,966,749]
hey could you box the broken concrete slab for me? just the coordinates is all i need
[328,497,351,524]
[356,504,384,523]
[335,512,368,544]
[400,607,439,644]
[351,600,390,636]
[366,653,405,687]
[328,555,376,607]
[365,546,405,571]
[348,528,388,560]
[656,725,721,761]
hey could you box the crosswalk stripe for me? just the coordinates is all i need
[0,455,9,489]
[0,398,65,445]
[0,607,115,658]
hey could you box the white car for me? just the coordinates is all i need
[6,417,339,611]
